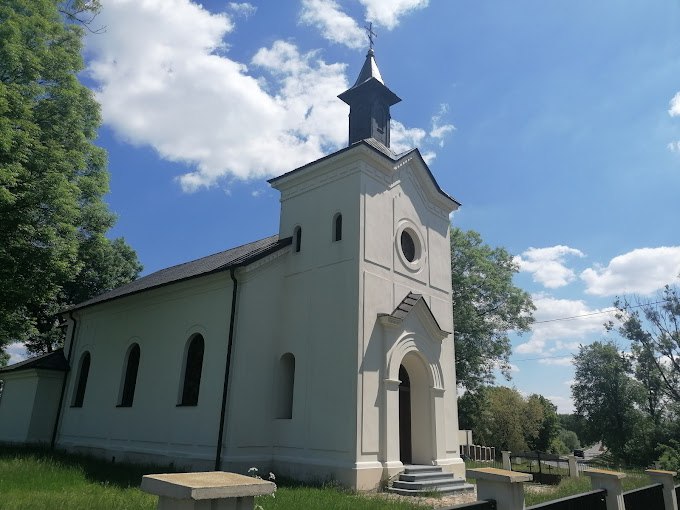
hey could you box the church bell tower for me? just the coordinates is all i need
[338,48,401,148]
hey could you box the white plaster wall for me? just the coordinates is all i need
[357,155,463,478]
[0,369,63,444]
[0,371,39,443]
[28,370,65,442]
[264,156,363,479]
[57,272,235,468]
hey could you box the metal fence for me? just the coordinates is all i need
[510,451,569,485]
[622,483,664,510]
[525,489,607,510]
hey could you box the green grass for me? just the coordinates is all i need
[523,471,653,507]
[0,445,424,510]
[256,482,425,510]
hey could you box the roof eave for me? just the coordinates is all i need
[63,237,293,315]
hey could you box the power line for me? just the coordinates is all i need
[510,300,668,363]
[513,354,572,362]
[532,299,666,325]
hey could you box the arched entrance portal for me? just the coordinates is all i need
[398,365,411,464]
[396,352,435,466]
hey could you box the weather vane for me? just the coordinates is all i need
[365,22,377,50]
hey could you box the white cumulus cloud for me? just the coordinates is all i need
[669,92,680,117]
[668,141,680,153]
[515,245,585,289]
[546,395,574,414]
[228,2,257,18]
[85,0,443,192]
[391,120,427,154]
[515,294,613,355]
[359,0,429,30]
[581,247,680,296]
[429,103,455,147]
[301,0,429,49]
[86,0,349,191]
[300,0,365,49]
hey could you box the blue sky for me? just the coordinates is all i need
[9,0,680,413]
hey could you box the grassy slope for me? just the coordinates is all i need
[0,446,659,510]
[0,446,423,510]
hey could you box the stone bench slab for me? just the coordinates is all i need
[141,472,276,501]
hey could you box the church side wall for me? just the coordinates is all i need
[0,371,39,443]
[267,166,362,485]
[28,370,65,442]
[219,254,283,468]
[56,273,235,469]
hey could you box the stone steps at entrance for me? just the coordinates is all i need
[388,466,475,497]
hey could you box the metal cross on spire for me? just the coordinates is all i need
[365,22,377,50]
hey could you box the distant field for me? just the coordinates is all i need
[0,445,424,510]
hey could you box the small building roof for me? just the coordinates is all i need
[378,292,450,336]
[66,235,291,313]
[0,348,68,373]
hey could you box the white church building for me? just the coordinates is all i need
[0,49,465,490]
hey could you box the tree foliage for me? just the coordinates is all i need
[612,282,680,404]
[525,394,559,452]
[572,341,643,459]
[0,0,140,357]
[459,387,557,453]
[556,429,580,452]
[450,228,535,392]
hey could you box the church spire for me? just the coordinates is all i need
[337,47,401,148]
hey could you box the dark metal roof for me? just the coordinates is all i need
[268,139,461,207]
[338,49,401,107]
[378,292,449,334]
[66,235,291,313]
[0,348,69,373]
[352,48,385,87]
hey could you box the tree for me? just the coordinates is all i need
[613,281,680,403]
[459,386,547,453]
[556,429,580,452]
[450,228,535,392]
[572,341,643,459]
[525,394,559,452]
[0,0,140,357]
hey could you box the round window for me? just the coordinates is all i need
[400,230,417,262]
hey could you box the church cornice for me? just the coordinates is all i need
[269,140,460,214]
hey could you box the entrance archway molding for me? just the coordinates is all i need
[382,333,444,474]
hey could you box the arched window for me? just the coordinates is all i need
[276,353,295,419]
[72,351,91,407]
[294,226,302,253]
[333,213,342,242]
[118,344,140,407]
[180,334,205,406]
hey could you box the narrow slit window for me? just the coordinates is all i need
[119,344,140,407]
[294,226,302,253]
[180,334,205,406]
[276,353,295,419]
[333,213,342,242]
[72,352,91,407]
